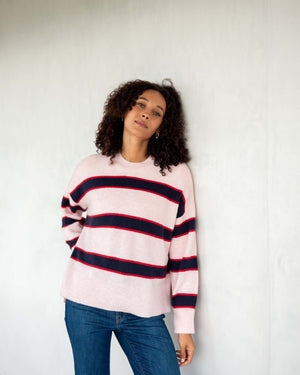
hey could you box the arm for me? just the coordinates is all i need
[169,166,199,365]
[61,194,85,250]
[61,160,88,251]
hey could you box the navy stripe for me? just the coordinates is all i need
[172,294,197,308]
[61,197,85,213]
[168,256,198,272]
[173,218,196,237]
[61,197,69,207]
[177,195,185,218]
[71,247,168,279]
[66,237,79,249]
[70,176,185,217]
[62,217,85,228]
[62,217,78,227]
[84,214,173,241]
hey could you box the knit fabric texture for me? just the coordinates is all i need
[61,153,198,333]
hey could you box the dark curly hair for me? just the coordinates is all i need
[95,79,190,175]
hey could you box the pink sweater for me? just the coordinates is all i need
[61,153,198,333]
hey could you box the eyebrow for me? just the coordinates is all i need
[138,96,165,114]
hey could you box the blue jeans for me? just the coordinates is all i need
[65,299,180,375]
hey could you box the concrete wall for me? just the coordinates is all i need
[0,0,299,374]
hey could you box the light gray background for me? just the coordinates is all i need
[1,0,299,374]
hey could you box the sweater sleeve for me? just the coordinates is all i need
[61,160,88,250]
[169,165,198,334]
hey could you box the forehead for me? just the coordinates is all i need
[138,89,166,110]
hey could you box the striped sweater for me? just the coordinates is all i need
[61,153,198,333]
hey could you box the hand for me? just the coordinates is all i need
[176,333,195,367]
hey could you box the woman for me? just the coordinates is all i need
[61,79,198,375]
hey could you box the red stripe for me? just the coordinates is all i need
[169,255,197,262]
[170,268,198,273]
[172,306,195,309]
[67,236,79,242]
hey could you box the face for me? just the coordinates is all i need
[123,89,166,141]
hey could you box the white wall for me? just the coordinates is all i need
[0,0,299,374]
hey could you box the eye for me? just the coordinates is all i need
[153,111,161,117]
[137,102,145,108]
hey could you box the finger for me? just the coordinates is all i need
[180,348,186,366]
[185,351,194,365]
[180,349,194,367]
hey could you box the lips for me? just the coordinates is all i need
[135,120,148,128]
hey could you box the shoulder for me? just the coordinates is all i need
[171,162,192,178]
[163,162,194,190]
[72,153,109,171]
[77,153,108,165]
[67,153,111,183]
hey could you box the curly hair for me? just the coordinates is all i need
[95,79,190,175]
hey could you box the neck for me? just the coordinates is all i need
[121,134,149,162]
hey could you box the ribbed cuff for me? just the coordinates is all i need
[173,308,195,334]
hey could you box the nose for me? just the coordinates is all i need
[142,113,150,120]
